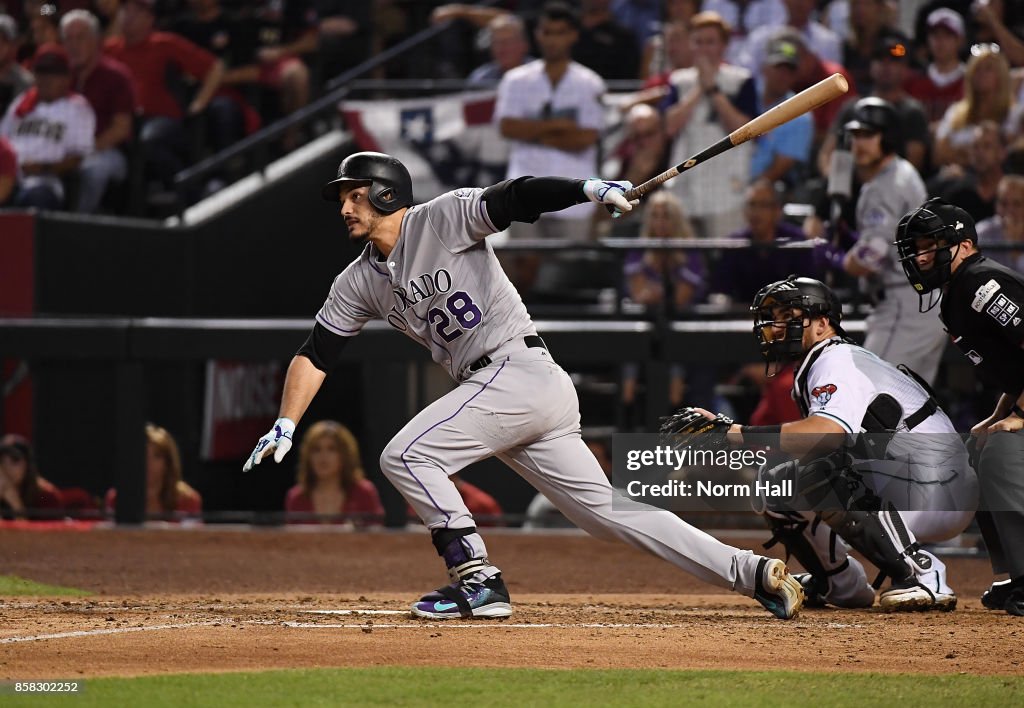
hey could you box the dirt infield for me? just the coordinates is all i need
[1,528,1022,678]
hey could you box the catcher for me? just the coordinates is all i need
[663,276,978,611]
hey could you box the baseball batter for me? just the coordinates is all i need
[244,151,804,620]
[728,277,977,610]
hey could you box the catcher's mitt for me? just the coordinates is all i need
[659,407,734,450]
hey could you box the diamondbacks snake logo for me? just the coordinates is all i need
[811,383,837,407]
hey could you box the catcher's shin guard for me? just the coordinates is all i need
[820,502,930,585]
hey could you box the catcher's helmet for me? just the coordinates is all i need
[751,276,845,367]
[894,198,976,301]
[321,151,414,213]
[843,97,899,154]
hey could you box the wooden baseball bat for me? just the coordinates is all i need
[624,73,849,201]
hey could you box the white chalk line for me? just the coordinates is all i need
[0,621,221,644]
[296,609,406,616]
[268,621,727,630]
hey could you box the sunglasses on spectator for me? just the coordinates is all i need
[970,42,1001,56]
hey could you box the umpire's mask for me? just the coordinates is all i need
[894,198,976,312]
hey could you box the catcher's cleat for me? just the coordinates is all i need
[792,573,828,608]
[879,580,956,612]
[981,578,1022,611]
[411,574,512,619]
[754,557,804,620]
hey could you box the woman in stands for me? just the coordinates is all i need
[0,434,64,520]
[284,420,383,526]
[105,423,202,520]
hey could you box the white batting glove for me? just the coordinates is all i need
[243,417,295,472]
[583,179,639,218]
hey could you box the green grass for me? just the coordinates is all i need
[0,575,90,597]
[3,668,1021,707]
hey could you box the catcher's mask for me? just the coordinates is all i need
[894,198,976,312]
[751,276,845,376]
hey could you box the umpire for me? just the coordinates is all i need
[895,197,1024,616]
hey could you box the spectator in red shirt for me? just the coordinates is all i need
[0,434,64,520]
[904,9,965,128]
[61,9,136,213]
[105,423,202,520]
[103,0,224,188]
[0,134,15,203]
[284,420,384,526]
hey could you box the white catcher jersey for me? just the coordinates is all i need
[316,188,537,380]
[793,336,953,436]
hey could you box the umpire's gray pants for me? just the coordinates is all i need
[379,342,764,596]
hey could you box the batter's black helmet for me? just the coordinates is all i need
[894,198,977,300]
[321,151,414,213]
[751,276,846,368]
[843,97,899,154]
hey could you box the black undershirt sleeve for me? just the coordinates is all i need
[297,321,350,373]
[481,176,587,230]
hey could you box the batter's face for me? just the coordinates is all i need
[338,185,382,241]
[850,129,884,167]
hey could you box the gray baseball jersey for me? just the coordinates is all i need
[316,188,536,380]
[319,185,776,603]
[849,156,947,382]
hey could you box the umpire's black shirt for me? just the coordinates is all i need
[941,253,1024,397]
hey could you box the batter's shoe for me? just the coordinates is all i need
[753,558,804,619]
[981,578,1024,611]
[411,574,512,619]
[879,580,956,612]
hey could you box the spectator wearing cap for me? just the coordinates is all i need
[842,0,898,96]
[751,33,811,185]
[665,11,756,239]
[0,434,64,520]
[103,0,225,190]
[783,29,857,146]
[0,14,33,115]
[904,8,966,127]
[60,9,135,213]
[0,43,95,209]
[734,0,842,78]
[818,32,929,177]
